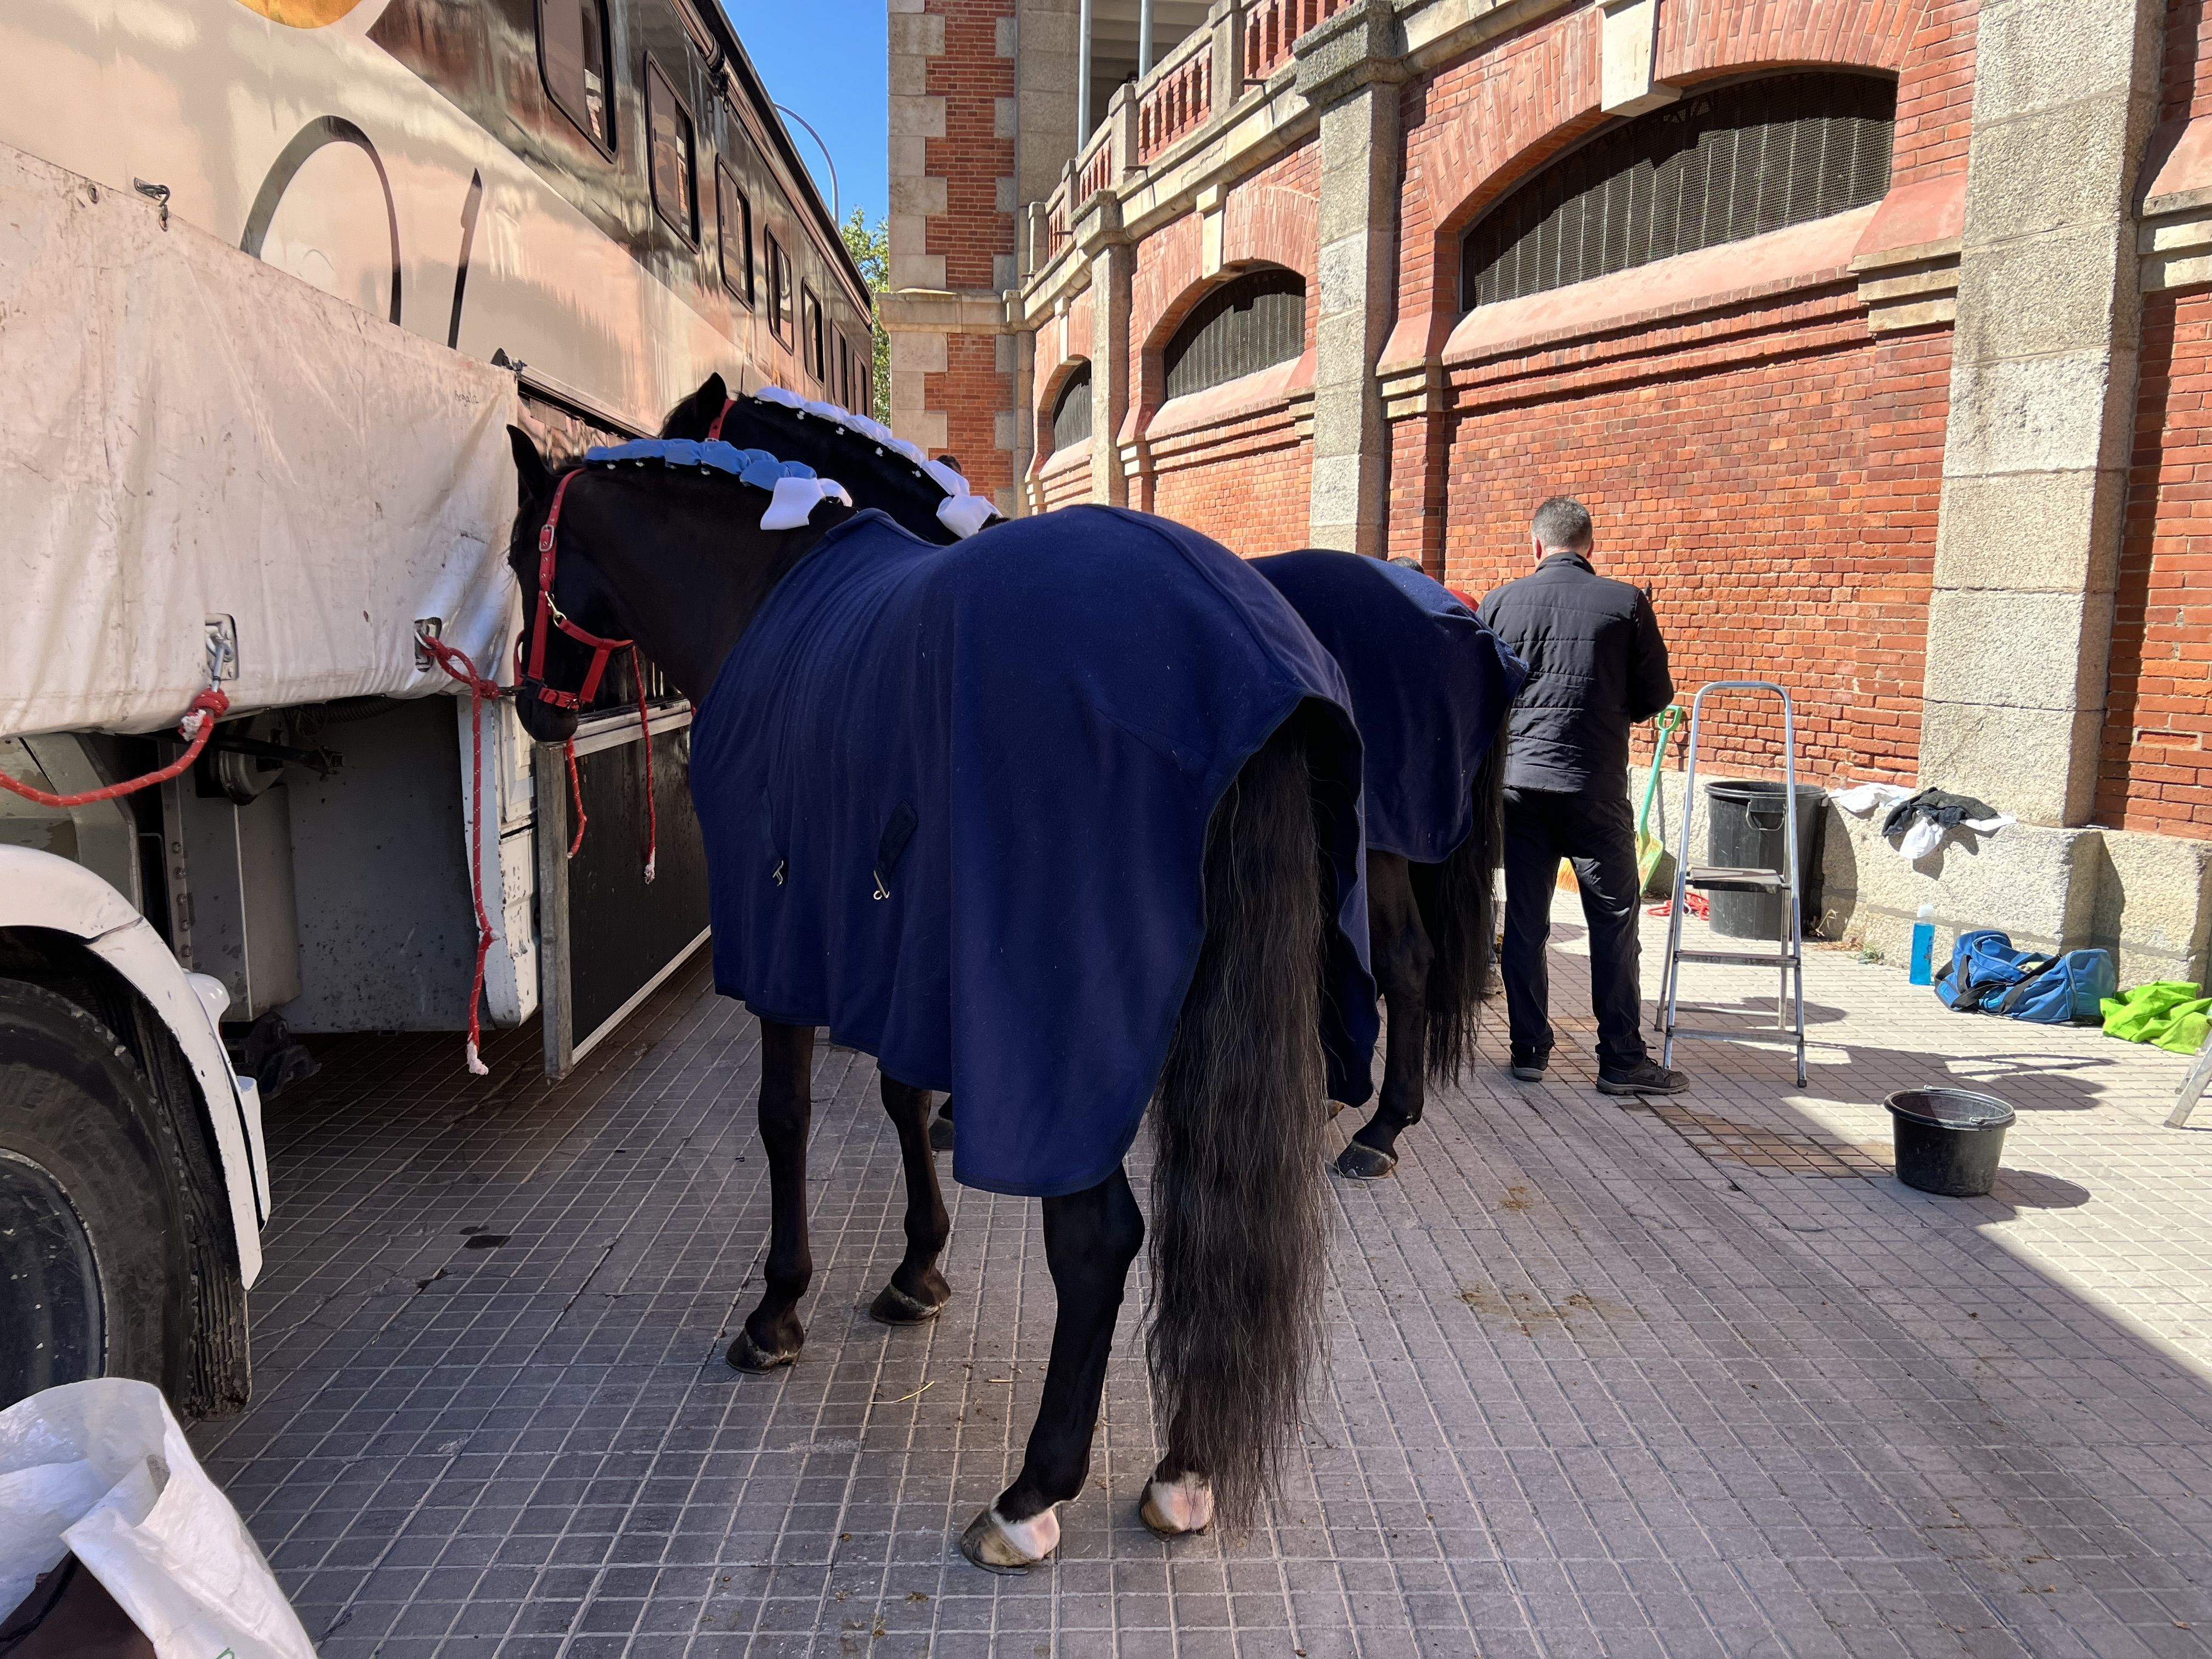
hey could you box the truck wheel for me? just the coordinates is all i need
[0,980,184,1412]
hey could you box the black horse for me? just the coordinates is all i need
[653,385,1522,1185]
[502,399,1376,1568]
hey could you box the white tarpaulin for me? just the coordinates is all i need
[0,140,521,740]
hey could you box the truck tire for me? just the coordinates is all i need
[0,979,185,1412]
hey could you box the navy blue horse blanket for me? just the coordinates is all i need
[689,505,1378,1198]
[1252,552,1528,863]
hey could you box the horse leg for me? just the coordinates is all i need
[726,1018,815,1373]
[960,1164,1143,1572]
[868,1074,953,1324]
[1338,851,1432,1181]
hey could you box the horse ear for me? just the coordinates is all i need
[509,425,551,507]
[659,373,730,440]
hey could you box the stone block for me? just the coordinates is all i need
[889,135,929,180]
[888,252,947,292]
[888,95,946,139]
[995,411,1017,450]
[1920,588,2107,712]
[889,50,929,97]
[1291,0,1406,106]
[1599,0,1679,117]
[1308,452,1364,539]
[995,97,1018,139]
[1961,101,2148,246]
[1951,222,2131,364]
[889,330,949,374]
[888,211,928,260]
[1970,0,2162,126]
[888,12,944,56]
[2092,828,2212,988]
[996,16,1018,56]
[893,409,949,451]
[1817,799,2102,960]
[1931,469,2125,593]
[1915,701,2103,828]
[1940,351,2127,478]
[889,176,948,217]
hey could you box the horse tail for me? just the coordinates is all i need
[1414,709,1511,1085]
[1147,708,1331,1538]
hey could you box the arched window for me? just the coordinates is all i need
[1460,71,1896,311]
[1163,267,1306,401]
[1051,362,1093,452]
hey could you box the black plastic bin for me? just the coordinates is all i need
[1884,1088,2013,1196]
[1704,780,1824,939]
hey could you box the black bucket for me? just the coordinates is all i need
[1704,781,1824,939]
[1884,1088,2014,1197]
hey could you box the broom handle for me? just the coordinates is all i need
[1637,707,1684,837]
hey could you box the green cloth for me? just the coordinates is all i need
[2101,981,2212,1055]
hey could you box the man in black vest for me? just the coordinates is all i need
[1478,498,1687,1094]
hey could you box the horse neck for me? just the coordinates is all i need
[570,473,827,702]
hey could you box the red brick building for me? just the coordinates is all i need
[883,0,2212,981]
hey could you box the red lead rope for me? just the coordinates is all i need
[424,632,657,1076]
[420,634,504,1076]
[0,686,232,808]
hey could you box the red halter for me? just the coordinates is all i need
[523,469,635,712]
[704,398,735,441]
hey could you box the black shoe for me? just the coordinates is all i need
[1508,1052,1548,1082]
[1596,1058,1688,1096]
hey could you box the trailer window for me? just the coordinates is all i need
[766,233,792,345]
[538,0,614,154]
[717,161,753,304]
[802,285,825,383]
[645,59,697,242]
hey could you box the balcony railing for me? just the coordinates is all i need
[1245,0,1351,82]
[1026,0,1353,281]
[1138,31,1214,164]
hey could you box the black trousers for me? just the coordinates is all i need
[1500,786,1650,1072]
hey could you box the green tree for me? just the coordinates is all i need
[842,207,891,420]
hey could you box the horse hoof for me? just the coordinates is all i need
[928,1113,956,1152]
[1326,1098,1346,1120]
[868,1280,949,1326]
[1139,1476,1215,1539]
[1334,1142,1398,1181]
[959,1506,1056,1574]
[725,1328,801,1373]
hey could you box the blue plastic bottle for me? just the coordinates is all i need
[1908,902,1936,986]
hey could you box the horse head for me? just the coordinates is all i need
[502,420,853,744]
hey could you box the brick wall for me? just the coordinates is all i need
[1442,296,1952,785]
[924,0,1015,292]
[923,333,1013,495]
[2101,289,2212,838]
[2164,0,2211,125]
[1150,397,1313,552]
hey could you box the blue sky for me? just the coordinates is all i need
[724,2,890,229]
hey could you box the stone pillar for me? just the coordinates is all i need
[1084,198,1132,507]
[1296,0,1407,556]
[1922,0,2167,826]
[1017,0,1081,217]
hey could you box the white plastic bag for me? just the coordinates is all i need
[0,1379,317,1659]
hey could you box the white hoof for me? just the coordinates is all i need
[960,1504,1059,1572]
[1139,1474,1214,1538]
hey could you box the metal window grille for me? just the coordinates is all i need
[1051,363,1093,451]
[1460,72,1896,312]
[1163,267,1306,402]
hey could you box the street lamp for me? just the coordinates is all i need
[774,102,839,224]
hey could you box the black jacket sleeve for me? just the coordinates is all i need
[1625,588,1675,723]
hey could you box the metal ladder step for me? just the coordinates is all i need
[1672,948,1799,967]
[1684,865,1787,891]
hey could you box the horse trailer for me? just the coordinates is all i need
[0,0,868,1416]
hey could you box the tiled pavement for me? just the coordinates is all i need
[189,895,2212,1658]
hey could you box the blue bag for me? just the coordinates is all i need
[1933,928,2114,1023]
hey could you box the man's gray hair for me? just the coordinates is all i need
[1531,496,1593,551]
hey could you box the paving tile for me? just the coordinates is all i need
[188,898,2212,1656]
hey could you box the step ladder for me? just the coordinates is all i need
[1657,680,1808,1087]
